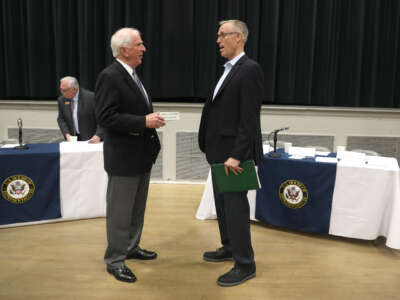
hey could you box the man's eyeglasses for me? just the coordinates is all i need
[217,32,238,39]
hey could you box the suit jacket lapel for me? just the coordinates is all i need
[62,97,73,119]
[213,55,248,101]
[113,61,152,112]
[77,89,83,121]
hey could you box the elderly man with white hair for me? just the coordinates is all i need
[57,76,103,143]
[95,27,165,283]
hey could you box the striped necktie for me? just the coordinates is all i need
[132,70,150,107]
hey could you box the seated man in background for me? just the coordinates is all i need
[57,76,103,143]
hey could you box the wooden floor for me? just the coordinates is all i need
[0,184,399,300]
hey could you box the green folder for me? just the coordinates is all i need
[211,160,261,193]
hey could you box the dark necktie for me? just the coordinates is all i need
[132,70,150,108]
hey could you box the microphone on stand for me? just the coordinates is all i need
[14,118,29,150]
[268,126,289,158]
[273,126,290,133]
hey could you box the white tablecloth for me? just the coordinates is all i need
[196,155,400,249]
[329,156,400,249]
[196,170,258,221]
[59,142,107,221]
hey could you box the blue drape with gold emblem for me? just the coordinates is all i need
[255,152,337,233]
[0,144,60,225]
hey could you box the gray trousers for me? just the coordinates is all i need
[104,171,151,268]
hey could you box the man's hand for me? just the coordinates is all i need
[65,134,72,142]
[88,135,101,144]
[224,157,243,176]
[146,112,165,129]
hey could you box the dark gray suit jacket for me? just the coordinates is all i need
[198,55,264,165]
[95,61,161,177]
[57,88,103,141]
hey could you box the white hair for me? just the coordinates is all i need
[110,27,140,58]
[60,76,79,89]
[219,20,249,43]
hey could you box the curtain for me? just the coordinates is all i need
[0,0,399,107]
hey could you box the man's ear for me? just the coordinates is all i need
[120,47,127,58]
[237,33,244,44]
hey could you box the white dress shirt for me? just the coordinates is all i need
[212,52,245,100]
[72,90,79,134]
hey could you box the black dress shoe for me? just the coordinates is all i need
[217,263,256,287]
[127,247,157,260]
[203,247,233,262]
[107,265,136,283]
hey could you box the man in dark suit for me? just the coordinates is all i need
[198,20,264,287]
[95,27,165,283]
[57,76,103,143]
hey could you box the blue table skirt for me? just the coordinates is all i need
[255,151,337,233]
[0,144,61,225]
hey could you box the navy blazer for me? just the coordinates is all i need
[198,55,264,165]
[95,61,161,176]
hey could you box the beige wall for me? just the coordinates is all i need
[1,100,400,180]
[259,106,400,147]
[0,101,57,139]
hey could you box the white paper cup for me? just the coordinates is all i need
[284,142,292,153]
[70,136,78,143]
[336,145,345,152]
